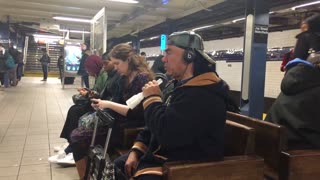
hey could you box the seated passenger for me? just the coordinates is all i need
[49,53,119,163]
[113,31,228,180]
[70,44,154,179]
[266,52,320,150]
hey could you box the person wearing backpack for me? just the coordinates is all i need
[39,48,51,81]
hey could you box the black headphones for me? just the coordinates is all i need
[182,34,196,64]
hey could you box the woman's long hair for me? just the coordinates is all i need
[109,43,154,81]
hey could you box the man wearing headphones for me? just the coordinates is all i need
[114,31,228,180]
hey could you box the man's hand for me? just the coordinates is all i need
[125,151,139,178]
[142,80,162,97]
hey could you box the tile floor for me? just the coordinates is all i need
[0,77,82,180]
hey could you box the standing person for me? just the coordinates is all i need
[8,43,18,86]
[280,49,294,72]
[294,14,320,59]
[39,48,51,81]
[77,43,90,88]
[16,51,24,82]
[113,31,228,180]
[0,44,9,88]
[57,55,64,80]
[71,44,154,179]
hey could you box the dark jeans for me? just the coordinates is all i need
[60,104,93,142]
[41,64,48,80]
[82,75,89,88]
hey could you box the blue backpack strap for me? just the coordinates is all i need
[285,58,314,71]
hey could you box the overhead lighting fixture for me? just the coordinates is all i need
[108,0,139,3]
[291,1,320,10]
[33,34,63,39]
[59,29,90,34]
[149,36,159,40]
[53,16,91,23]
[269,11,275,14]
[192,25,215,32]
[232,17,245,23]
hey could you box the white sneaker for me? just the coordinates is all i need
[53,143,69,152]
[48,151,66,163]
[56,153,75,165]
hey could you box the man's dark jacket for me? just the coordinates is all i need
[130,72,227,177]
[265,64,320,149]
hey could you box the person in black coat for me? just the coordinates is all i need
[265,52,320,150]
[113,31,228,180]
[77,43,90,88]
[294,14,320,59]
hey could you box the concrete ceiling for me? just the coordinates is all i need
[2,0,226,39]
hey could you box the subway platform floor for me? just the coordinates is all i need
[0,77,81,180]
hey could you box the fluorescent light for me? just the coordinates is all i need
[192,25,215,31]
[59,29,90,34]
[232,17,245,23]
[291,1,320,10]
[109,0,139,3]
[269,11,275,14]
[149,36,159,40]
[53,16,91,23]
[33,34,63,39]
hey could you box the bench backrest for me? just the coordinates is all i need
[227,112,287,172]
[224,120,255,156]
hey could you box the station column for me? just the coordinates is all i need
[240,0,270,119]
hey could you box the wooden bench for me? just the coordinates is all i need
[227,111,287,179]
[279,150,320,180]
[163,120,264,180]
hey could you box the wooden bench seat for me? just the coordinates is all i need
[113,120,263,179]
[279,150,320,180]
[227,111,287,179]
[227,111,320,180]
[163,120,263,180]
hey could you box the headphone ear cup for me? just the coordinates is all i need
[183,49,195,64]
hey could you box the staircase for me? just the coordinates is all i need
[25,42,64,74]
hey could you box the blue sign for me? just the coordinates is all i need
[160,34,167,51]
[162,0,169,5]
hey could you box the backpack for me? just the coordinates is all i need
[6,55,15,69]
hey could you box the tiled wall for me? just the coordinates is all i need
[216,61,285,98]
[141,29,299,98]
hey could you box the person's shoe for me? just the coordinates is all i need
[53,143,69,152]
[41,79,47,81]
[56,153,75,165]
[48,150,66,163]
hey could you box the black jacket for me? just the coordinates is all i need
[265,64,320,149]
[77,52,88,75]
[132,72,227,165]
[294,31,320,60]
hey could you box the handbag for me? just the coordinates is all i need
[72,90,100,105]
[79,109,114,130]
[72,94,90,105]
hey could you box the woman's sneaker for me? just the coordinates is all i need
[56,153,75,165]
[48,150,67,163]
